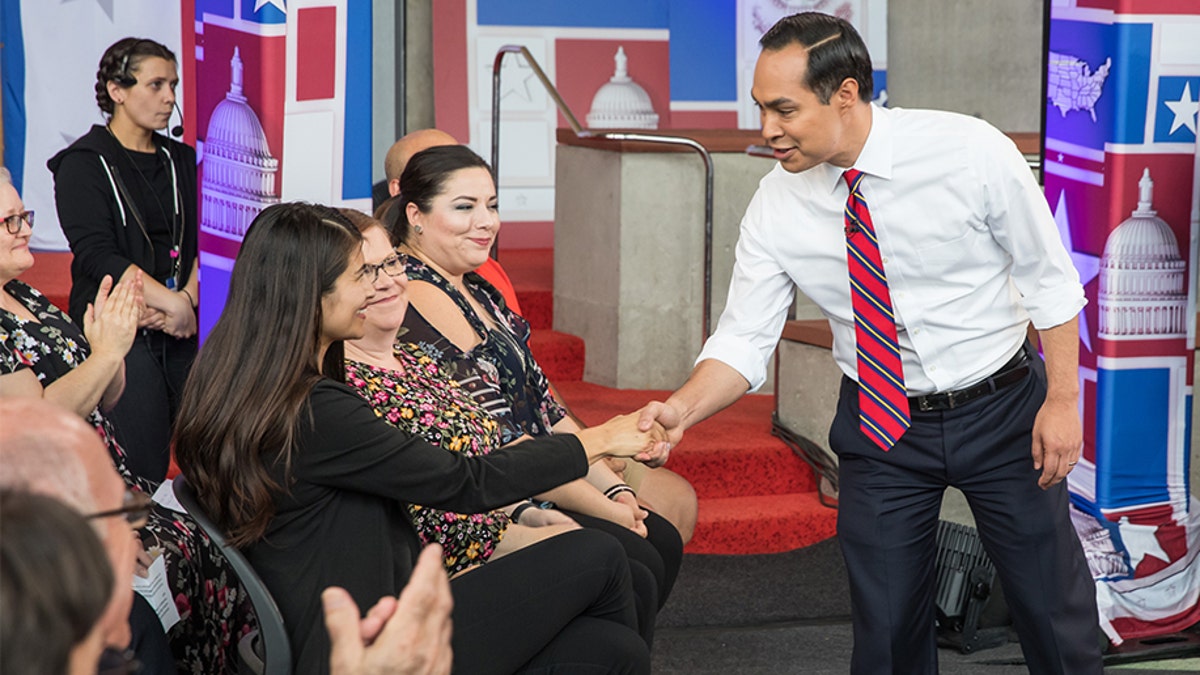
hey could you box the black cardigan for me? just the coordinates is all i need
[246,379,589,674]
[47,125,198,325]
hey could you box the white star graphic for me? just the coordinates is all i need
[1118,518,1172,571]
[499,57,536,103]
[62,0,114,21]
[1054,191,1100,352]
[254,0,287,14]
[1164,82,1198,137]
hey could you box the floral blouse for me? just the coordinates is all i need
[399,257,567,444]
[0,279,255,674]
[345,342,510,575]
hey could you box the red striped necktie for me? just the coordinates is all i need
[843,168,910,450]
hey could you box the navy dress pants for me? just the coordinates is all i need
[829,356,1103,674]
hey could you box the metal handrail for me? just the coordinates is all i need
[492,45,717,341]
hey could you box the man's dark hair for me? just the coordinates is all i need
[760,12,874,104]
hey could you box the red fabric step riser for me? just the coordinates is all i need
[687,494,838,555]
[516,289,553,330]
[527,330,585,382]
[669,444,818,498]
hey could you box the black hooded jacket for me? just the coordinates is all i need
[47,125,197,325]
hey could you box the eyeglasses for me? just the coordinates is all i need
[87,489,152,530]
[2,210,34,234]
[362,252,407,283]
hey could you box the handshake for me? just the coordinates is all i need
[574,401,684,469]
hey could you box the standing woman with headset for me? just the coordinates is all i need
[48,37,198,482]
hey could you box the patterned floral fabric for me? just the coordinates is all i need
[345,343,510,575]
[400,256,567,444]
[0,279,255,674]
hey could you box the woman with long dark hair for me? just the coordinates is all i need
[48,37,199,483]
[175,202,666,674]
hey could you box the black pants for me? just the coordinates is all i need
[450,529,650,675]
[106,329,197,482]
[830,357,1102,674]
[560,508,684,646]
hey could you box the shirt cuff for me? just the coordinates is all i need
[696,333,769,392]
[1021,283,1088,330]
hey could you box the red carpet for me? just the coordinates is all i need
[22,251,73,311]
[509,248,837,555]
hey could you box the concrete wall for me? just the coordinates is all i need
[887,0,1046,133]
[554,145,780,389]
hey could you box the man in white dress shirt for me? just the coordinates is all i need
[638,12,1102,674]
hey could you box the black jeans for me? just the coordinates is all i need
[449,529,650,675]
[106,329,197,482]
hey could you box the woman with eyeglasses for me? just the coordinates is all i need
[175,202,669,674]
[0,168,256,673]
[339,210,585,573]
[48,37,199,485]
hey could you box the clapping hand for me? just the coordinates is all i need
[324,544,453,675]
[84,273,141,363]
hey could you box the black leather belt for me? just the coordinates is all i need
[909,344,1032,412]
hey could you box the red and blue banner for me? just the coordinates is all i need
[432,0,888,247]
[1046,0,1200,644]
[193,0,373,338]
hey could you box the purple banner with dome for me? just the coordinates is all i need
[1044,0,1200,646]
[192,0,373,340]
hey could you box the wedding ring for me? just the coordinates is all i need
[1068,461,1078,466]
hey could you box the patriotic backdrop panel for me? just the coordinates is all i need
[1,0,187,251]
[432,0,889,238]
[1047,0,1200,644]
[193,0,372,339]
[0,0,371,339]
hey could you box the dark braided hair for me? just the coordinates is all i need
[94,37,176,116]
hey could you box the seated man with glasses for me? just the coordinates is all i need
[0,397,167,673]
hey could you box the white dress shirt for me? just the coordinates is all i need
[698,104,1086,395]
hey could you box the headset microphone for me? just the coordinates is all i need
[170,102,185,138]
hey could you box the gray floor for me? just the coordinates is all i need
[651,537,1200,674]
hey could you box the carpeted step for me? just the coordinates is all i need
[500,249,553,329]
[528,330,585,382]
[688,492,838,555]
[516,289,553,330]
[554,382,817,497]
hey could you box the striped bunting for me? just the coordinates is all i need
[843,169,910,450]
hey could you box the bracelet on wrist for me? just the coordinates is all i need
[180,288,196,309]
[510,502,536,524]
[604,483,636,501]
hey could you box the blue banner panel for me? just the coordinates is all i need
[1095,367,1172,510]
[1,0,26,192]
[1046,20,1151,150]
[477,0,668,28]
[668,0,736,102]
[196,0,235,19]
[1153,76,1200,144]
[343,0,372,199]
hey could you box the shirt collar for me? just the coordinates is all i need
[824,103,893,194]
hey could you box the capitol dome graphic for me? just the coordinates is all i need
[586,47,659,130]
[1097,169,1187,340]
[201,48,280,240]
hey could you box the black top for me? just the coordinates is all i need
[245,379,589,674]
[47,125,198,325]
